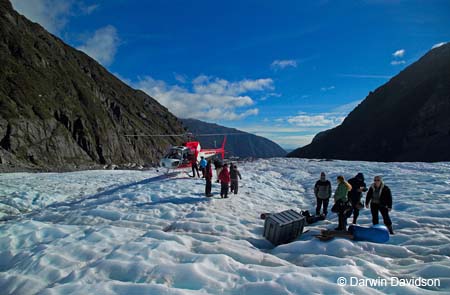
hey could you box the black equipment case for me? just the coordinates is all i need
[263,209,305,245]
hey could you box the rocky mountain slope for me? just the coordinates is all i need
[0,0,185,171]
[288,43,450,162]
[181,118,286,158]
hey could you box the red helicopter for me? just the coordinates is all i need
[125,132,233,171]
[159,135,227,170]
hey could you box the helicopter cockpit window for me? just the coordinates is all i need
[167,149,182,159]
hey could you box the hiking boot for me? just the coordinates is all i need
[387,225,394,235]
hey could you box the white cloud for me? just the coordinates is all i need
[198,108,259,121]
[192,76,273,96]
[233,101,363,149]
[331,100,362,113]
[390,49,406,65]
[11,0,73,35]
[284,98,363,131]
[77,25,120,66]
[79,3,99,15]
[320,86,335,91]
[271,59,298,70]
[287,114,342,127]
[392,49,405,57]
[132,75,273,121]
[390,60,406,65]
[174,73,187,84]
[432,42,447,49]
[260,92,282,101]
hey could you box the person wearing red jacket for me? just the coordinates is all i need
[205,159,213,197]
[218,163,230,198]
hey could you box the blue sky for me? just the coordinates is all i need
[11,0,450,149]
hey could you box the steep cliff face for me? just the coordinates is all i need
[181,119,286,158]
[0,0,185,171]
[288,43,450,162]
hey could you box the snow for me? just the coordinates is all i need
[0,158,449,294]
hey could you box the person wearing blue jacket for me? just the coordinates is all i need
[199,156,207,178]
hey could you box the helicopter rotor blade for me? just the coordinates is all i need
[124,132,245,137]
[124,134,187,137]
[191,133,245,137]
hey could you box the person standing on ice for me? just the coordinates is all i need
[218,163,231,198]
[199,156,207,178]
[365,176,394,234]
[230,164,242,194]
[229,163,234,192]
[213,157,223,183]
[332,175,352,231]
[190,155,200,178]
[205,159,213,197]
[347,173,367,224]
[314,172,332,216]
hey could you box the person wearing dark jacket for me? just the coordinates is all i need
[218,163,230,198]
[205,160,213,197]
[314,172,332,216]
[229,163,234,192]
[213,158,223,183]
[347,173,367,224]
[230,164,242,194]
[365,176,394,234]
